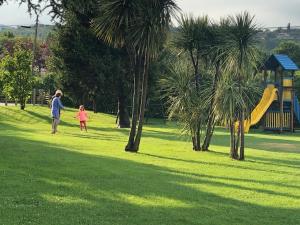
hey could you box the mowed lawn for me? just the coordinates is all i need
[0,106,300,225]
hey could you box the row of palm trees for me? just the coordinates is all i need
[162,12,262,160]
[91,0,262,159]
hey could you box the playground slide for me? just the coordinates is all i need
[243,85,278,133]
[293,94,300,123]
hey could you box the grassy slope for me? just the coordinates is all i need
[0,106,299,225]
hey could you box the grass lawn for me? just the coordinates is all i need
[0,106,300,225]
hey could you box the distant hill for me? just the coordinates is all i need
[1,23,300,53]
[257,28,300,52]
[0,24,55,41]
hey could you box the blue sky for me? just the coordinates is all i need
[0,0,300,27]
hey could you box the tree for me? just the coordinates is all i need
[274,41,300,66]
[160,59,213,149]
[214,74,261,159]
[201,19,232,151]
[175,16,228,151]
[0,45,34,110]
[48,1,132,128]
[171,16,212,151]
[222,12,260,160]
[92,0,179,152]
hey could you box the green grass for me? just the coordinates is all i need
[0,106,300,225]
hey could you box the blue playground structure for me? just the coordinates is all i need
[260,54,300,132]
[244,54,300,133]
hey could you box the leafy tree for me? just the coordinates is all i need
[273,41,300,66]
[49,1,131,127]
[0,45,34,109]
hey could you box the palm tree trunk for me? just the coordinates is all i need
[133,57,150,151]
[234,121,241,159]
[239,111,245,160]
[229,121,236,158]
[202,114,214,151]
[202,118,216,150]
[195,122,201,151]
[125,55,142,151]
[202,63,220,151]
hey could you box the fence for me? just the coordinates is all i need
[0,89,51,106]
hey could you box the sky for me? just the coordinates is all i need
[0,0,300,27]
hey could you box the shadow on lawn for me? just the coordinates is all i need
[140,153,300,177]
[0,135,299,225]
[212,132,300,154]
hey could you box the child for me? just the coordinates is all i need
[76,105,88,132]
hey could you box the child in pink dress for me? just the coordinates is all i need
[76,105,88,131]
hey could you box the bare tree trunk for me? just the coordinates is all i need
[5,97,8,106]
[93,98,97,113]
[116,73,130,128]
[20,98,25,110]
[117,94,130,128]
[125,55,142,151]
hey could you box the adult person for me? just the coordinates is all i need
[51,90,64,134]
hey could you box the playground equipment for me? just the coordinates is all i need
[245,54,299,133]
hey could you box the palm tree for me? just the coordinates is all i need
[160,60,213,150]
[174,15,214,151]
[221,12,260,160]
[92,0,179,152]
[214,74,261,158]
[92,0,140,138]
[201,19,232,151]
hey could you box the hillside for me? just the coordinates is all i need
[1,24,300,50]
[0,24,54,41]
[0,106,299,225]
[258,28,300,51]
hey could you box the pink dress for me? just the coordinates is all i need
[77,111,88,122]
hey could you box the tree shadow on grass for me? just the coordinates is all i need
[0,135,299,225]
[169,168,300,190]
[140,153,300,177]
[66,132,127,143]
[247,155,300,169]
[0,121,34,133]
[211,132,300,154]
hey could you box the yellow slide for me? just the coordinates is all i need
[242,85,278,133]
